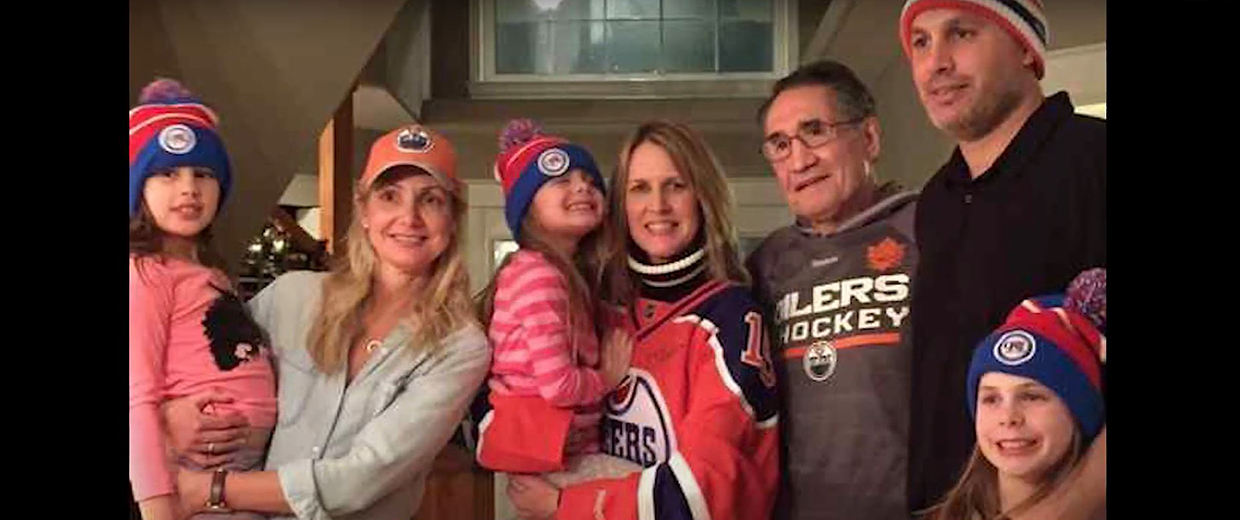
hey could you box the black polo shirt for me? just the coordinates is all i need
[906,92,1106,512]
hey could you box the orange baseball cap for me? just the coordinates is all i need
[359,124,459,193]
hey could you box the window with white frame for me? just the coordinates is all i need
[474,0,794,91]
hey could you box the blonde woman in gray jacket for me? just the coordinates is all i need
[161,125,490,520]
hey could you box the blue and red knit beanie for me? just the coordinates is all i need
[967,268,1107,439]
[493,119,604,241]
[129,79,233,218]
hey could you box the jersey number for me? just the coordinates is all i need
[741,311,776,388]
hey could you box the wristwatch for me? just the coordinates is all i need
[205,468,229,511]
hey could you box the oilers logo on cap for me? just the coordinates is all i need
[994,330,1037,366]
[158,124,197,155]
[803,340,838,382]
[396,127,433,153]
[537,148,569,177]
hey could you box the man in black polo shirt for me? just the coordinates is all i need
[898,1,1106,518]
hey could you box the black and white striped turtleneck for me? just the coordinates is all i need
[628,234,709,302]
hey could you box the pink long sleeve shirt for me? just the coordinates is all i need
[128,256,277,502]
[486,250,606,456]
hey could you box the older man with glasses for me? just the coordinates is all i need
[746,59,919,520]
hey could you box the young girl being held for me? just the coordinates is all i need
[129,79,276,520]
[475,119,639,487]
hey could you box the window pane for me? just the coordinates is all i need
[662,21,714,72]
[552,21,606,73]
[494,0,777,76]
[665,0,715,19]
[497,0,546,22]
[719,20,772,72]
[607,21,659,72]
[607,0,659,20]
[496,22,550,74]
[547,0,605,21]
[498,0,604,21]
[719,0,772,21]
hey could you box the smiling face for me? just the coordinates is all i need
[358,168,455,277]
[763,84,879,228]
[623,141,701,263]
[975,372,1078,483]
[526,168,605,248]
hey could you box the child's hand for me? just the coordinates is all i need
[600,329,634,389]
[135,495,186,520]
[175,468,212,516]
[162,390,249,467]
[507,474,560,520]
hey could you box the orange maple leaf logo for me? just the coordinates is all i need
[866,237,905,271]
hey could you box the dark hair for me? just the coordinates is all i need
[129,199,226,272]
[757,60,877,126]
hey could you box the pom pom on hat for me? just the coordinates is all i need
[492,118,604,240]
[966,268,1107,440]
[129,78,232,218]
[139,78,198,104]
[499,118,543,153]
[1065,268,1106,332]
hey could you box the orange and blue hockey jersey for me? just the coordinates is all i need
[556,279,780,520]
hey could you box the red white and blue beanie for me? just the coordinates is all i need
[899,0,1050,79]
[129,79,232,218]
[493,119,604,241]
[967,268,1106,439]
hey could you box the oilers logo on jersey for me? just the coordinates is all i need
[601,368,677,468]
[803,340,838,382]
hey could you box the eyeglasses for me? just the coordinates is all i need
[761,117,866,161]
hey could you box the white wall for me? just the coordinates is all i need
[1042,43,1107,108]
[872,58,955,191]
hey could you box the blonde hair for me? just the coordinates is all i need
[306,167,476,373]
[924,431,1084,520]
[598,119,749,305]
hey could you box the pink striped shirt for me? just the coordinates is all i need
[487,250,604,456]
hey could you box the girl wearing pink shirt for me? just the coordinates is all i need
[128,79,277,520]
[475,119,638,487]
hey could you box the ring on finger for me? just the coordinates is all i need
[208,442,216,455]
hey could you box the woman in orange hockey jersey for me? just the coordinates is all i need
[506,120,780,520]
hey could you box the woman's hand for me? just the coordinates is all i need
[600,329,634,389]
[162,390,250,467]
[507,474,560,520]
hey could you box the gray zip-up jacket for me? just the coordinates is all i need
[249,271,490,520]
